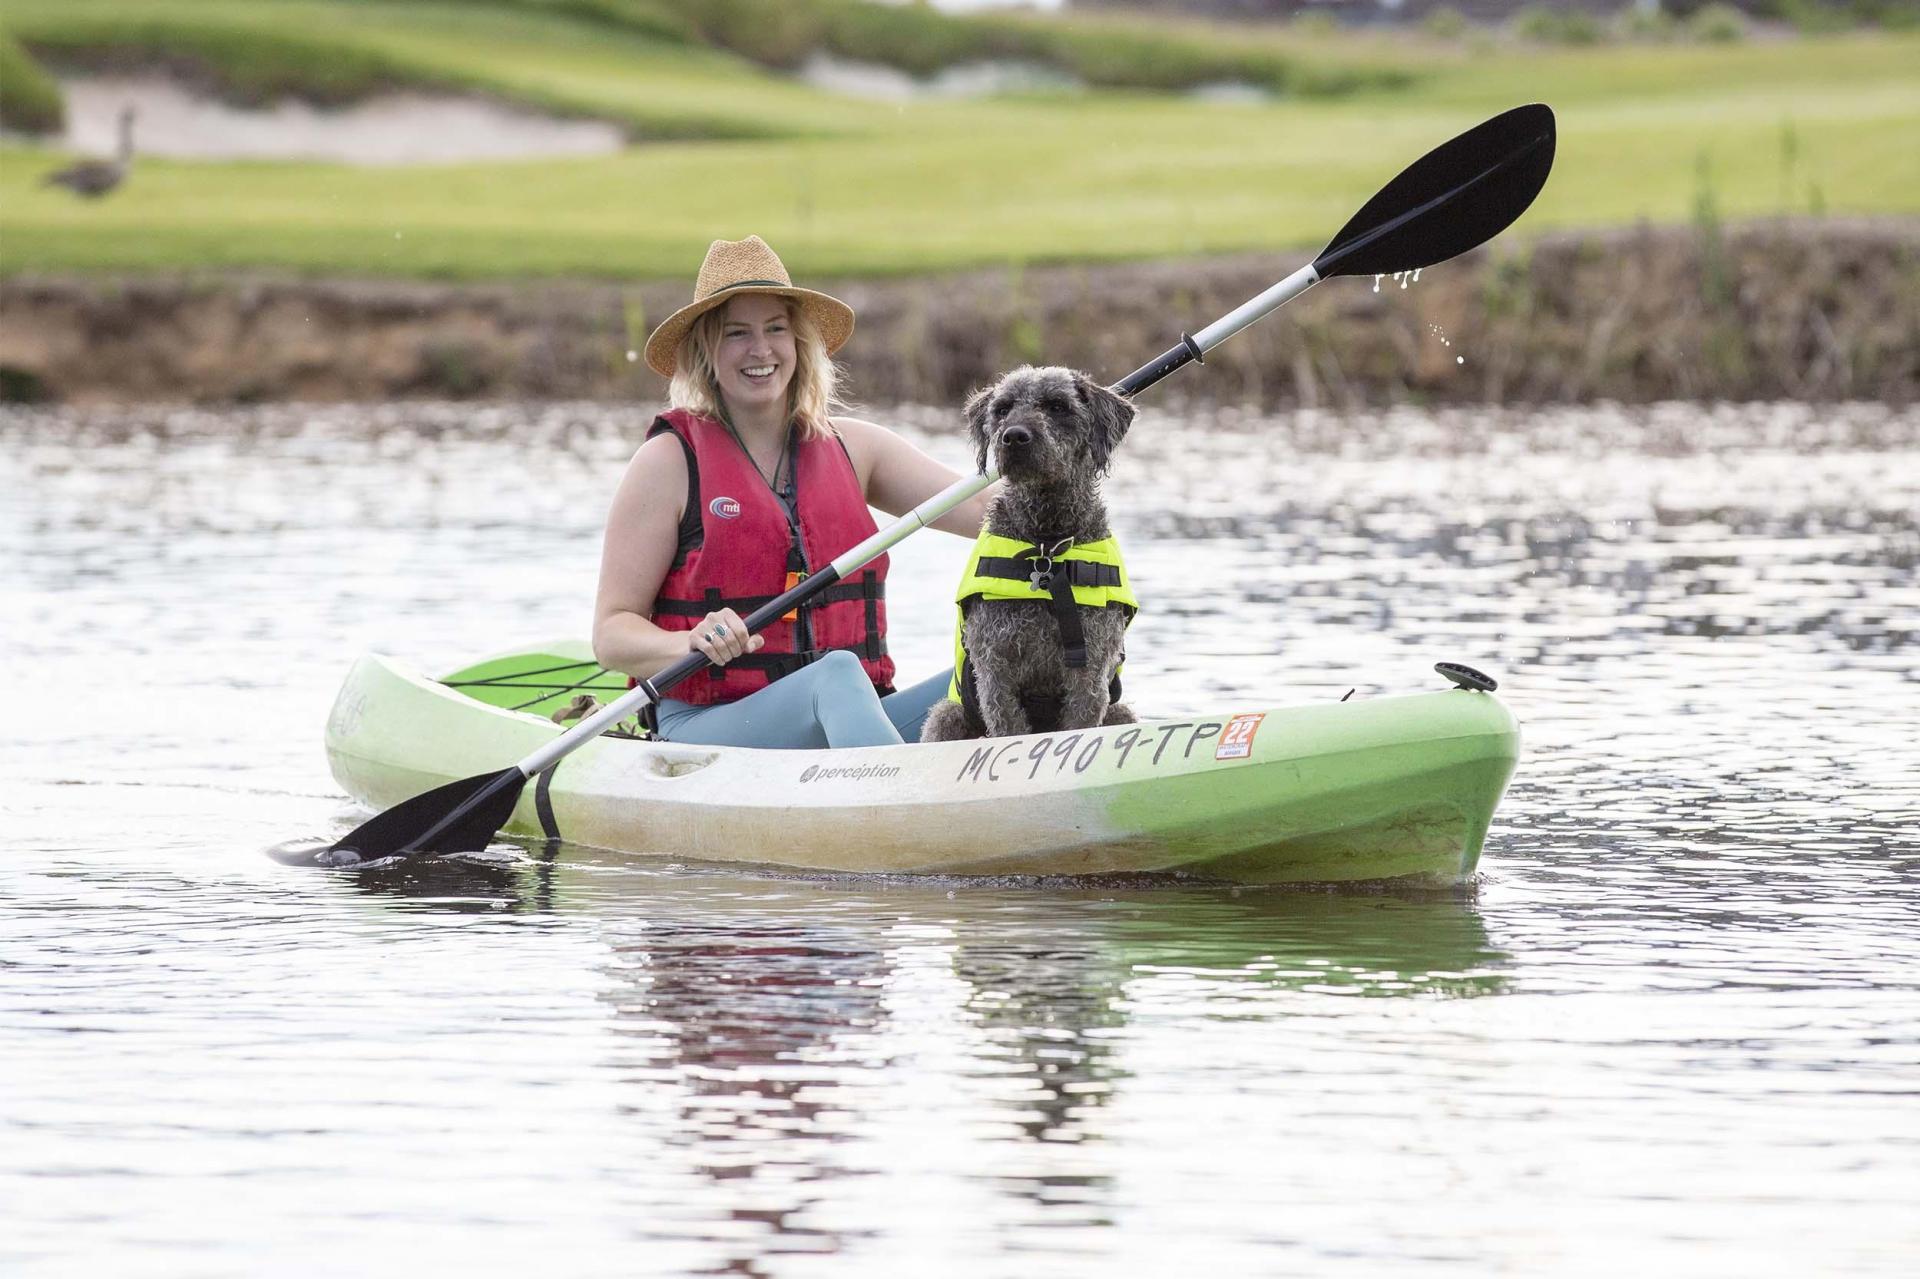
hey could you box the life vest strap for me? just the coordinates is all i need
[651,573,884,618]
[720,642,890,680]
[973,557,1123,590]
[1045,571,1089,667]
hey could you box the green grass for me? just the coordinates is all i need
[0,0,1915,281]
[656,0,1414,96]
[0,26,64,133]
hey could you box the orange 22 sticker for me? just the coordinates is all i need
[1215,713,1265,761]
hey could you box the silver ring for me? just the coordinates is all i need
[714,623,729,639]
[705,628,723,644]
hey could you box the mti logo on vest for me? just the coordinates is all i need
[708,496,742,520]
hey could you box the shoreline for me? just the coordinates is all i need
[2,219,1915,408]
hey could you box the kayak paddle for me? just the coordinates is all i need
[1114,102,1555,395]
[293,102,1555,869]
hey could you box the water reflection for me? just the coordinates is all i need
[605,910,882,1266]
[315,843,1507,1268]
[343,841,566,914]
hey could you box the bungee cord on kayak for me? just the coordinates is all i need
[441,658,620,715]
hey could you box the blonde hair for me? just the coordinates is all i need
[668,296,845,440]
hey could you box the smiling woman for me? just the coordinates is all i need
[590,234,998,750]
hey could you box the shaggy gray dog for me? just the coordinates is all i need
[921,365,1139,742]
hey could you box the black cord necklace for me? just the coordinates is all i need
[717,404,794,501]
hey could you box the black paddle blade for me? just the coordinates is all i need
[1313,103,1556,281]
[295,769,529,868]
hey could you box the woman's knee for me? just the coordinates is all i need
[814,649,864,679]
[808,649,871,703]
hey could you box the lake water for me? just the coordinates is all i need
[3,400,1916,1275]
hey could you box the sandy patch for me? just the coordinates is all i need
[54,74,627,166]
[798,52,1083,101]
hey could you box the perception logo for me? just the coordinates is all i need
[709,496,742,520]
[798,763,901,783]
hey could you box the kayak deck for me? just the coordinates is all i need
[324,643,1521,885]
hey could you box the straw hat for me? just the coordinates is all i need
[644,235,855,378]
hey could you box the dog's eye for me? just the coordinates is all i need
[1042,394,1070,414]
[991,394,1015,418]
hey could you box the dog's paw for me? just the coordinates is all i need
[1101,702,1137,726]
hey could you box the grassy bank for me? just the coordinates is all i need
[6,223,1913,406]
[0,0,1915,280]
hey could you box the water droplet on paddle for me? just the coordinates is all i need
[626,350,639,362]
[1373,275,1383,293]
[1456,355,1466,365]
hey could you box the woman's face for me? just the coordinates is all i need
[713,294,797,416]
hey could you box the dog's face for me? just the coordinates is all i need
[964,366,1136,483]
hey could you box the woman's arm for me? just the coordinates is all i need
[592,432,760,680]
[833,416,996,537]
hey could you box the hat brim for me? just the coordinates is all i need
[644,284,855,379]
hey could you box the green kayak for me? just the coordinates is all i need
[324,642,1521,885]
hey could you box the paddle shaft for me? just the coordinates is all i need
[1114,264,1320,397]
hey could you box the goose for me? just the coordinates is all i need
[44,104,136,198]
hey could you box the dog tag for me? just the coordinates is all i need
[1029,569,1053,592]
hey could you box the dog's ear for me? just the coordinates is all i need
[963,384,994,474]
[1078,373,1136,471]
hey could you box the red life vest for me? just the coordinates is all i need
[647,408,893,705]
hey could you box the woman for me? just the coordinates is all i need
[593,236,992,748]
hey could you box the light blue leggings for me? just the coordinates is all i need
[655,650,953,750]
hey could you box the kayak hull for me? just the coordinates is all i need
[324,645,1520,885]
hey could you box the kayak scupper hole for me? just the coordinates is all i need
[639,748,721,778]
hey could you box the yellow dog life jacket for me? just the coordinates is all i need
[945,531,1138,713]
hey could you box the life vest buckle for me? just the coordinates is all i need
[781,569,808,623]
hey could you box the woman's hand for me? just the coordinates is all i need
[689,608,765,666]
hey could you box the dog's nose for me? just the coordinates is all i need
[1000,424,1032,449]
